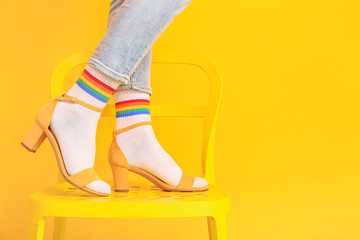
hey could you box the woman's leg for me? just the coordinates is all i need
[88,0,194,88]
[50,65,121,195]
[106,0,153,95]
[49,0,203,196]
[104,0,207,188]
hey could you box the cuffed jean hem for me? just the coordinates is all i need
[116,82,153,96]
[88,57,153,96]
[87,57,130,85]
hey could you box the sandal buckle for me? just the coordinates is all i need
[66,95,78,103]
[54,92,78,104]
[61,92,78,103]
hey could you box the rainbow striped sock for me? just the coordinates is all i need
[66,65,121,111]
[76,68,115,103]
[49,64,122,195]
[115,99,150,118]
[114,90,152,135]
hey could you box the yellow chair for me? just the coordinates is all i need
[28,52,231,240]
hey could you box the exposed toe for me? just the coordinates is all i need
[192,177,208,188]
[85,180,111,195]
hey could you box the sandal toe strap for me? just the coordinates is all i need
[67,168,101,188]
[176,171,195,191]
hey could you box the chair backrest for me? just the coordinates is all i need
[51,52,222,185]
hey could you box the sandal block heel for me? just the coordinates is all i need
[111,165,129,192]
[21,120,46,153]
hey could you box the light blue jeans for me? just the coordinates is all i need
[87,0,194,96]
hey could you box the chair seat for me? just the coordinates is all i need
[30,180,231,219]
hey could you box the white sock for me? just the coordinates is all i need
[50,64,121,194]
[114,89,208,188]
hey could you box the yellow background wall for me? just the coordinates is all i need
[1,0,360,239]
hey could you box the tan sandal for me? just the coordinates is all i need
[21,92,109,197]
[108,121,209,192]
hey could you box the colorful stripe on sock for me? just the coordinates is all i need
[115,99,150,118]
[75,69,116,103]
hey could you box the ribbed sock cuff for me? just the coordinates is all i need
[66,64,122,114]
[114,89,152,135]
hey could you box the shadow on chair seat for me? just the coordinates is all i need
[30,181,230,218]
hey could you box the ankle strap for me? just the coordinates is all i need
[113,121,152,136]
[53,92,103,112]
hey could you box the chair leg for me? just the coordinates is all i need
[53,217,67,240]
[29,216,46,240]
[207,215,228,240]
